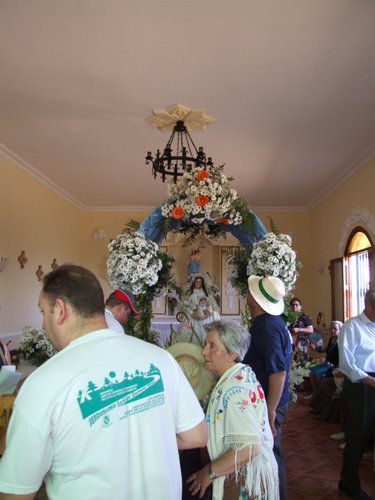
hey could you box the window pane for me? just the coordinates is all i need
[346,251,370,317]
[347,231,371,253]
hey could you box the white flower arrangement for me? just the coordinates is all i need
[288,359,315,404]
[107,231,162,295]
[161,165,243,228]
[19,326,56,366]
[248,232,301,292]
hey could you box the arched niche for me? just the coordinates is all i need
[139,206,267,253]
[158,232,240,288]
[139,205,267,287]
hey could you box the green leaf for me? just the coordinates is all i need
[267,217,280,235]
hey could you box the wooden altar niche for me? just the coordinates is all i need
[151,232,245,318]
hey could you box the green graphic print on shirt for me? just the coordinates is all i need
[77,364,164,426]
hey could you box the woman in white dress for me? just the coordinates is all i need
[176,274,221,345]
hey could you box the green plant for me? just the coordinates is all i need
[222,246,250,297]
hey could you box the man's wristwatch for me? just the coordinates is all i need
[208,463,217,480]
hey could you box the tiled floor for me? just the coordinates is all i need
[284,394,374,499]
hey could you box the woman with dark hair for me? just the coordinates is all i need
[289,297,314,360]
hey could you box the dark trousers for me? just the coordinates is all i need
[340,377,375,491]
[180,449,212,500]
[274,403,288,500]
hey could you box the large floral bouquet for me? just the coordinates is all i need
[107,223,176,345]
[107,231,162,295]
[19,327,56,366]
[248,232,301,293]
[161,165,250,241]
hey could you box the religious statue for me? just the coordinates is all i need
[175,273,220,345]
[186,249,201,276]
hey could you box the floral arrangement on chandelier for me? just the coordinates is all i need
[19,327,56,366]
[161,164,254,243]
[107,221,175,344]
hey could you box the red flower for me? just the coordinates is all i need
[257,385,265,400]
[196,195,209,207]
[234,375,243,380]
[196,170,209,182]
[216,218,230,225]
[249,390,257,403]
[171,207,185,219]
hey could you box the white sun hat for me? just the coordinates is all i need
[248,275,286,316]
[167,342,216,401]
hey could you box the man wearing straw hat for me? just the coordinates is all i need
[244,275,292,500]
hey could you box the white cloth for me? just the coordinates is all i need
[105,308,124,334]
[0,329,204,499]
[207,363,278,500]
[338,311,375,382]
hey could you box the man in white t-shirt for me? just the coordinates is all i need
[0,265,207,500]
[105,288,139,334]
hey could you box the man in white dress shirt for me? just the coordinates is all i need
[338,287,375,500]
[105,288,139,334]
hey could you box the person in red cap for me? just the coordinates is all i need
[105,288,139,334]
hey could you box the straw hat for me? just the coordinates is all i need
[167,342,216,401]
[248,275,285,315]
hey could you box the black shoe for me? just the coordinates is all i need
[338,480,373,500]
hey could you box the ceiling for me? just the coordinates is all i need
[0,0,374,211]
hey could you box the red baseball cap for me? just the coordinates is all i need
[113,289,139,317]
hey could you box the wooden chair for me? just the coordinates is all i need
[0,394,16,455]
[0,340,12,366]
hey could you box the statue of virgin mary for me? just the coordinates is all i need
[175,273,220,345]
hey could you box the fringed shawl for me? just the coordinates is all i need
[207,363,279,500]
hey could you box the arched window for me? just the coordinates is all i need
[344,227,372,254]
[330,227,374,321]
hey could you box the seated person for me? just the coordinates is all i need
[308,331,324,352]
[309,320,344,421]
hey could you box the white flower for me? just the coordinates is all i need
[107,231,163,295]
[161,165,243,232]
[20,327,56,366]
[248,232,301,292]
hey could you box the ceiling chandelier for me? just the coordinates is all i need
[145,104,215,183]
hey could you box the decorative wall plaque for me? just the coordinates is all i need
[36,265,44,281]
[18,250,28,269]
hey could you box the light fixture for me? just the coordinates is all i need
[145,104,215,183]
